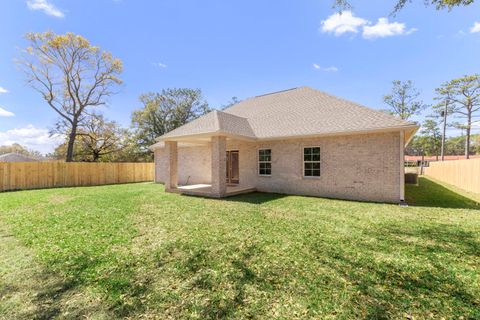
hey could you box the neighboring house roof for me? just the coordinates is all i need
[0,152,42,162]
[153,86,418,148]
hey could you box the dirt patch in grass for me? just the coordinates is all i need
[47,194,75,205]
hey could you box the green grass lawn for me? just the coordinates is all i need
[0,178,479,319]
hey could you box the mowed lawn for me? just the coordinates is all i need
[0,178,479,319]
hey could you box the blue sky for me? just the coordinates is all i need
[0,0,479,153]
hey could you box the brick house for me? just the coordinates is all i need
[150,87,418,203]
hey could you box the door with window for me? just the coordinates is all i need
[226,150,239,184]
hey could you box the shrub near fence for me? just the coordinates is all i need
[0,162,154,192]
[423,158,480,194]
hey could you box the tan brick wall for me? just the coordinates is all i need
[155,145,211,185]
[154,131,401,203]
[210,136,227,197]
[164,141,178,190]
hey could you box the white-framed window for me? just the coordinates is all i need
[303,147,320,177]
[258,149,272,176]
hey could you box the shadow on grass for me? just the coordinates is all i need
[326,252,479,318]
[30,276,77,320]
[224,191,286,205]
[20,254,148,319]
[156,240,275,319]
[198,243,267,319]
[406,177,480,209]
[313,223,480,318]
[0,267,100,320]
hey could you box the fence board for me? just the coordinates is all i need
[423,158,480,194]
[0,162,154,192]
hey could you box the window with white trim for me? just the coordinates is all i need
[303,147,320,177]
[258,149,271,176]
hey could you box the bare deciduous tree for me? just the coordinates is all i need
[18,31,123,162]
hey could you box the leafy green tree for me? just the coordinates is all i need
[420,119,442,159]
[131,88,210,152]
[18,32,123,162]
[435,74,480,159]
[405,135,423,156]
[383,80,426,121]
[444,136,467,155]
[51,114,128,162]
[75,114,127,162]
[473,133,480,154]
[109,140,153,162]
[49,140,82,161]
[407,134,479,157]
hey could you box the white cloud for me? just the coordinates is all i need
[0,107,15,117]
[320,11,368,36]
[470,22,480,33]
[152,62,167,68]
[0,87,8,94]
[323,66,339,72]
[0,125,63,154]
[313,64,338,72]
[362,18,417,39]
[27,0,65,18]
[321,12,416,40]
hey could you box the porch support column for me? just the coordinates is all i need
[165,141,178,191]
[211,136,227,197]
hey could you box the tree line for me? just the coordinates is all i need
[383,78,480,159]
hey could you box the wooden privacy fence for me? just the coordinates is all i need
[0,162,154,192]
[423,158,480,194]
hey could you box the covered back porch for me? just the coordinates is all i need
[163,134,255,198]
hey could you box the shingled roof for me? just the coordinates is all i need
[160,110,256,140]
[0,152,42,162]
[155,86,417,144]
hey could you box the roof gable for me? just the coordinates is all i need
[160,110,255,140]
